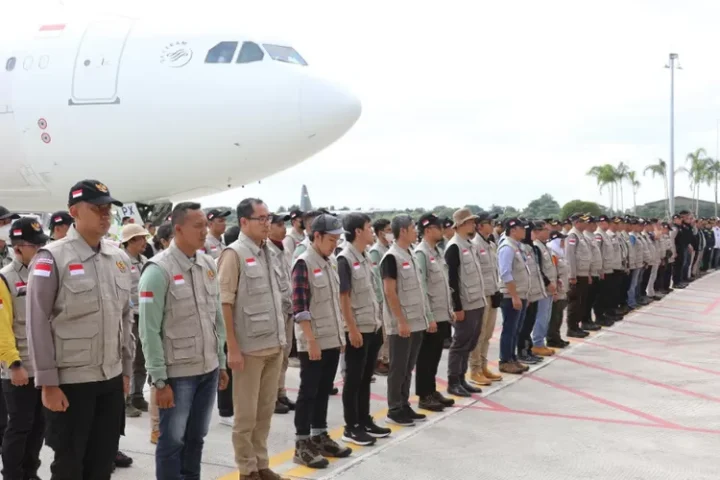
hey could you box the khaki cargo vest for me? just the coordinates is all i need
[282,229,305,267]
[267,240,292,316]
[226,233,286,353]
[498,236,531,300]
[445,234,486,311]
[605,230,623,271]
[472,234,500,297]
[524,243,547,303]
[583,230,603,277]
[368,240,389,305]
[413,240,452,323]
[292,237,311,263]
[380,243,427,334]
[534,239,558,284]
[40,226,132,384]
[628,232,642,269]
[293,245,345,351]
[204,235,224,260]
[619,231,632,269]
[124,251,147,316]
[567,227,591,278]
[594,229,614,274]
[552,251,569,300]
[337,244,381,333]
[0,259,33,378]
[146,241,220,378]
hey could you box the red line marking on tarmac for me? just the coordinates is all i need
[702,298,720,315]
[454,404,720,435]
[569,338,720,376]
[557,356,720,403]
[603,330,668,344]
[652,304,706,315]
[625,318,720,336]
[525,375,682,427]
[637,310,720,327]
[662,298,712,306]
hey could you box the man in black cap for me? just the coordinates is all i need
[0,206,21,268]
[282,209,306,266]
[26,179,135,480]
[48,211,74,241]
[0,217,49,480]
[437,217,454,254]
[672,213,689,288]
[565,213,593,338]
[204,208,231,260]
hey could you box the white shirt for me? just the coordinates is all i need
[713,226,720,249]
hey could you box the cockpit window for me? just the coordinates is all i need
[205,42,238,64]
[5,57,15,71]
[237,42,264,64]
[262,45,307,66]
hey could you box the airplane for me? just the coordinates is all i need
[0,10,362,221]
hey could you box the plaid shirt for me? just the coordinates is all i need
[291,259,312,322]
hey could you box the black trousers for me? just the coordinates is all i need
[217,342,233,417]
[2,378,44,480]
[415,321,451,398]
[566,277,589,331]
[673,250,685,285]
[0,380,6,447]
[654,264,665,292]
[518,301,538,355]
[547,299,567,342]
[294,348,341,437]
[611,270,624,310]
[584,276,599,323]
[342,329,383,428]
[663,262,674,290]
[45,375,125,480]
[639,267,651,299]
[130,318,147,400]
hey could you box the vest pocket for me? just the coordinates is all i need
[165,328,198,364]
[55,323,99,368]
[398,269,418,290]
[65,281,101,319]
[311,282,331,302]
[245,265,269,295]
[243,304,273,336]
[314,316,338,338]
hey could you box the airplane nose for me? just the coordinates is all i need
[300,76,362,142]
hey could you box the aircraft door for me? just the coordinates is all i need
[70,18,134,105]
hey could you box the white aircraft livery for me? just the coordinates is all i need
[0,12,362,213]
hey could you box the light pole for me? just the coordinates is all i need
[665,53,681,216]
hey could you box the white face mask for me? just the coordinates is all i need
[384,232,394,243]
[0,224,10,243]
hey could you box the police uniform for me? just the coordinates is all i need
[26,180,134,480]
[565,214,592,337]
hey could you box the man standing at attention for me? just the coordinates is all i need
[26,180,135,479]
[218,198,288,480]
[369,219,392,376]
[204,208,231,260]
[139,202,229,480]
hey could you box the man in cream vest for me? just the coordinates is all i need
[380,215,429,426]
[291,214,351,469]
[282,209,306,266]
[138,202,229,480]
[0,217,49,480]
[26,179,135,480]
[204,208,231,260]
[413,213,456,412]
[337,213,392,446]
[217,199,287,480]
[565,213,593,338]
[369,218,392,376]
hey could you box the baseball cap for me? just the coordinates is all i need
[68,180,122,207]
[441,217,454,229]
[678,210,690,215]
[569,213,590,223]
[206,209,230,221]
[0,206,20,222]
[120,224,151,243]
[549,230,567,241]
[271,213,291,224]
[289,209,304,221]
[49,211,74,230]
[545,218,561,227]
[649,218,659,223]
[418,213,442,230]
[311,214,344,235]
[597,214,611,223]
[562,218,572,226]
[611,216,623,224]
[503,217,526,229]
[9,217,49,245]
[476,212,499,223]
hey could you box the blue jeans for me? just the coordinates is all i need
[531,296,554,347]
[157,369,219,480]
[499,298,527,363]
[627,269,641,308]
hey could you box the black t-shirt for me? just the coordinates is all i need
[380,255,397,280]
[337,256,352,293]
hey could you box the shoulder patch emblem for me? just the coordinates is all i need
[96,183,108,193]
[207,270,215,280]
[116,261,126,273]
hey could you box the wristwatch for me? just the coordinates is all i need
[154,379,167,389]
[9,360,22,370]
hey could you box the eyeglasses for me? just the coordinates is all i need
[247,216,270,223]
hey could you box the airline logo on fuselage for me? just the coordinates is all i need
[160,42,193,68]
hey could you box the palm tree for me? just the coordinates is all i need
[587,164,617,212]
[644,159,669,218]
[706,159,720,217]
[614,162,630,213]
[627,170,641,214]
[680,148,710,216]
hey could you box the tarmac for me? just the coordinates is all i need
[28,271,720,479]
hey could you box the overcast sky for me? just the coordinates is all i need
[11,0,720,213]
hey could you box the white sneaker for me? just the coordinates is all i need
[219,416,234,427]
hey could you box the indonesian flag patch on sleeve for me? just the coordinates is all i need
[568,238,577,245]
[173,274,185,285]
[139,291,154,303]
[34,263,52,277]
[69,264,84,276]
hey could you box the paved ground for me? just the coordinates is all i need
[28,271,720,479]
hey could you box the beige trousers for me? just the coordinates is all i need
[378,307,389,363]
[469,297,498,373]
[232,351,283,475]
[278,314,294,397]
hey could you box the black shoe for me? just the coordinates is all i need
[581,323,601,331]
[460,380,482,394]
[418,395,445,412]
[330,387,339,396]
[311,432,352,458]
[342,426,377,446]
[652,295,663,301]
[561,339,571,347]
[363,416,392,438]
[432,391,455,407]
[518,353,540,364]
[567,329,588,338]
[114,451,133,468]
[528,353,544,363]
[547,339,567,348]
[278,396,296,411]
[447,382,471,397]
[443,338,452,349]
[596,317,615,327]
[131,396,149,412]
[402,405,427,422]
[274,400,290,414]
[386,409,414,426]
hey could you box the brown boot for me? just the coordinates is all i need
[531,346,555,357]
[240,472,262,480]
[513,361,530,372]
[469,372,492,386]
[482,366,503,382]
[259,468,289,480]
[498,362,523,374]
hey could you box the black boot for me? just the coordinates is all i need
[447,376,471,397]
[460,378,482,394]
